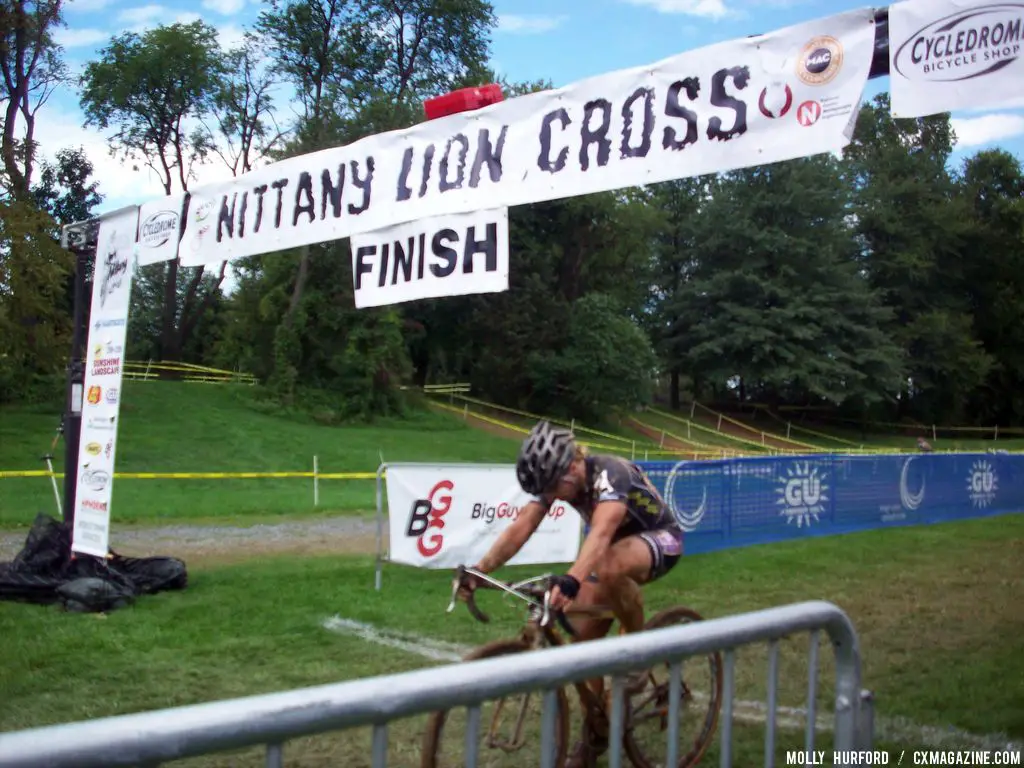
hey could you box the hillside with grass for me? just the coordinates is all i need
[0,381,521,528]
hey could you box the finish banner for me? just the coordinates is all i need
[177,8,876,267]
[350,208,509,308]
[889,0,1024,118]
[71,206,139,557]
[385,464,582,569]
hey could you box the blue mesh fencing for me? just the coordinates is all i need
[629,452,1022,555]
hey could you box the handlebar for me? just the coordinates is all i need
[447,565,578,638]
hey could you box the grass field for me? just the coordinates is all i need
[1,514,1021,766]
[0,382,522,529]
[6,381,1022,532]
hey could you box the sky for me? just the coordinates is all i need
[36,0,1024,216]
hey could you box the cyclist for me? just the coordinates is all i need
[458,419,684,767]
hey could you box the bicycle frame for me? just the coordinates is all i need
[447,566,625,745]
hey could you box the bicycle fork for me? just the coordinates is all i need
[486,693,534,753]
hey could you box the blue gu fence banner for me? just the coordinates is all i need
[635,452,1022,555]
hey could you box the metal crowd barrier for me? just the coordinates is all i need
[0,600,873,768]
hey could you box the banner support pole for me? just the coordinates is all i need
[59,218,101,531]
[375,462,387,592]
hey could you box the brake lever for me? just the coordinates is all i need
[446,564,466,613]
[446,565,491,622]
[541,589,553,628]
[540,586,578,639]
[446,575,461,614]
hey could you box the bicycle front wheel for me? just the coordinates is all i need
[623,606,724,768]
[420,639,570,768]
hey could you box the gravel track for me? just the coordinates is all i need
[0,516,384,567]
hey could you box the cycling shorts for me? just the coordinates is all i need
[636,527,684,582]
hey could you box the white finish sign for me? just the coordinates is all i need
[350,208,509,308]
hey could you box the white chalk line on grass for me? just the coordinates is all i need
[322,616,1022,752]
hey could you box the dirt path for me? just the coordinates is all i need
[625,417,706,453]
[426,402,524,440]
[0,517,386,569]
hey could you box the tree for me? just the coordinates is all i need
[667,156,905,409]
[0,198,72,402]
[640,177,711,408]
[957,149,1024,423]
[209,34,285,176]
[528,292,659,422]
[0,0,66,200]
[254,0,358,150]
[32,145,102,229]
[844,93,990,422]
[79,20,228,361]
[350,0,496,129]
[231,0,497,410]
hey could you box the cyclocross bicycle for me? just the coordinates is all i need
[420,565,724,768]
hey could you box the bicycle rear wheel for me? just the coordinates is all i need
[622,606,724,768]
[420,639,570,768]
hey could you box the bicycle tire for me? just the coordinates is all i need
[622,606,724,768]
[420,638,571,768]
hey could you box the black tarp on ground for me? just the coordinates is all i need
[0,513,187,612]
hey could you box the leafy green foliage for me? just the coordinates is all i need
[79,21,225,193]
[657,156,905,409]
[1,0,67,200]
[0,199,72,402]
[528,292,658,421]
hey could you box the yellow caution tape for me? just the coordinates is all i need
[0,470,375,480]
[687,401,824,451]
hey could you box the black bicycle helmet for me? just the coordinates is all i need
[516,420,576,495]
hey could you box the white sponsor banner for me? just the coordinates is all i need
[72,206,138,558]
[135,194,184,266]
[177,8,875,267]
[350,208,509,308]
[386,464,582,569]
[889,0,1024,118]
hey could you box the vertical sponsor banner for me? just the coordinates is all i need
[349,208,509,308]
[889,0,1024,118]
[71,206,139,558]
[135,194,185,266]
[386,464,582,569]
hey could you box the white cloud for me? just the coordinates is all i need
[619,0,730,19]
[31,100,251,213]
[114,4,201,33]
[54,28,110,48]
[202,0,246,15]
[951,113,1024,148]
[216,23,247,50]
[65,0,117,11]
[497,14,568,34]
[117,4,166,25]
[963,96,1024,113]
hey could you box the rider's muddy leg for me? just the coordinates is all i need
[566,578,615,732]
[594,535,654,634]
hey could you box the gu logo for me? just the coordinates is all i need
[776,461,829,528]
[966,460,997,509]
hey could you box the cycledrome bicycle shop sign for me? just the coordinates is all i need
[889,0,1024,117]
[384,463,581,569]
[176,7,876,270]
